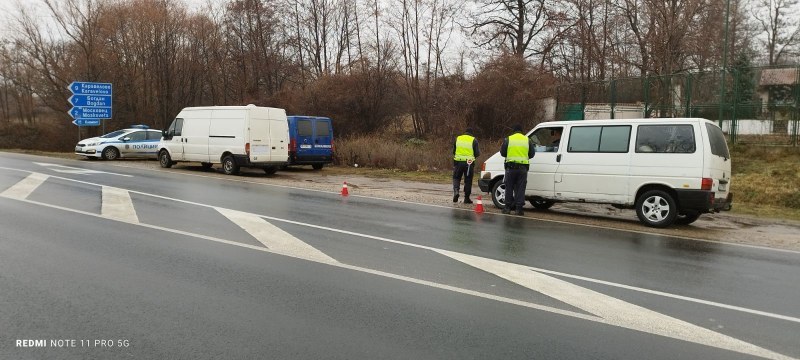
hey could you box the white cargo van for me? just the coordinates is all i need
[478,118,733,227]
[158,105,289,175]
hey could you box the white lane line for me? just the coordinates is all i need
[437,250,794,360]
[0,172,49,200]
[2,179,797,359]
[105,163,800,255]
[7,195,600,323]
[1,167,798,325]
[101,186,139,223]
[216,207,337,264]
[34,162,133,177]
[12,159,800,255]
[524,264,800,324]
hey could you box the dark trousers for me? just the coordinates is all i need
[452,161,474,196]
[504,167,528,210]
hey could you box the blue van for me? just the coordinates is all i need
[286,116,334,170]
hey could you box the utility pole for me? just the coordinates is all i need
[718,0,732,127]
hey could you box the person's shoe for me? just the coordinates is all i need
[515,210,524,216]
[452,193,459,203]
[464,198,473,204]
[501,208,511,214]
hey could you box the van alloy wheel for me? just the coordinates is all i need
[490,181,506,209]
[635,190,678,227]
[222,155,239,175]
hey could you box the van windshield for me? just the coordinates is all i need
[705,123,730,159]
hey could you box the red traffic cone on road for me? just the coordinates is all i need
[474,195,485,214]
[341,181,349,196]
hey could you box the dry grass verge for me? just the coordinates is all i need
[730,145,800,212]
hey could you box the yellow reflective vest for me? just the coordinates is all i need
[505,133,530,164]
[454,134,476,162]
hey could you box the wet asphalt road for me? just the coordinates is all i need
[0,152,798,359]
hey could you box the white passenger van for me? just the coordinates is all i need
[158,105,289,175]
[478,118,733,227]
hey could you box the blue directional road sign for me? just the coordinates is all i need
[72,119,101,126]
[67,81,112,127]
[68,82,112,96]
[69,106,112,119]
[69,94,111,107]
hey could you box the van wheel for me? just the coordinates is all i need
[101,147,120,160]
[222,155,240,175]
[312,163,324,170]
[159,150,173,168]
[675,212,701,225]
[636,190,678,228]
[263,166,278,175]
[200,162,213,170]
[530,198,555,210]
[490,180,506,209]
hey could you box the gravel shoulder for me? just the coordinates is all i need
[102,158,800,252]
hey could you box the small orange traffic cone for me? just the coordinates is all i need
[474,195,484,214]
[341,181,349,196]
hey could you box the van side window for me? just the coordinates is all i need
[315,121,330,137]
[636,125,695,153]
[705,123,730,158]
[298,120,313,136]
[167,118,183,136]
[567,126,631,153]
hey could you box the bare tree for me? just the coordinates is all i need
[752,0,800,65]
[468,0,568,62]
[392,0,459,137]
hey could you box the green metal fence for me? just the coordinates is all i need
[555,66,800,146]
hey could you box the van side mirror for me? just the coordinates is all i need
[162,130,171,140]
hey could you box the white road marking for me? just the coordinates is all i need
[523,264,800,324]
[1,166,798,357]
[0,173,49,200]
[104,161,800,255]
[34,162,132,177]
[216,207,337,264]
[3,167,798,325]
[437,250,793,360]
[9,195,600,322]
[101,186,139,223]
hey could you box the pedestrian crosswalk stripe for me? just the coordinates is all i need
[436,249,793,360]
[0,173,49,200]
[102,186,139,223]
[216,207,338,264]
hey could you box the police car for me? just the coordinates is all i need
[75,125,163,160]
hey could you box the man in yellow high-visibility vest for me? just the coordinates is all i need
[500,124,535,215]
[452,127,480,204]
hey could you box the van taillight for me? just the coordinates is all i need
[245,143,250,156]
[701,178,713,190]
[481,162,485,171]
[331,139,334,153]
[289,138,296,152]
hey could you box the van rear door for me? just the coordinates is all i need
[703,122,732,201]
[312,118,332,155]
[296,118,314,158]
